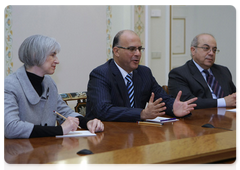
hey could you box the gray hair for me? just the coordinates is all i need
[18,35,61,68]
[190,33,215,57]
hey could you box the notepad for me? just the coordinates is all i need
[226,108,236,112]
[56,130,96,138]
[146,117,179,123]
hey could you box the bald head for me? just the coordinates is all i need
[191,33,216,48]
[112,30,139,54]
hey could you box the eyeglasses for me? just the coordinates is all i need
[117,46,145,53]
[194,45,220,54]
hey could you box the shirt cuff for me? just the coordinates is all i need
[217,98,226,107]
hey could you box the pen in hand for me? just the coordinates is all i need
[53,110,81,129]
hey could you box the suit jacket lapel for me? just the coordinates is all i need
[16,66,41,105]
[132,69,142,108]
[109,59,129,107]
[188,60,213,98]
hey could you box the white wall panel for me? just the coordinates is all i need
[11,5,106,93]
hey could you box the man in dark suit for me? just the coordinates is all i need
[86,30,197,122]
[168,33,236,109]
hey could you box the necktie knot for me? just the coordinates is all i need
[203,69,209,78]
[203,69,209,74]
[126,73,133,82]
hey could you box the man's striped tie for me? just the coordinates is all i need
[125,73,134,108]
[203,69,224,98]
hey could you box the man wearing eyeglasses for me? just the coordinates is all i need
[86,30,198,122]
[168,33,236,109]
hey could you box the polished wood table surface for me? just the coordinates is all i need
[4,108,236,164]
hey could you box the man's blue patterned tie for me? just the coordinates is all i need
[125,73,134,108]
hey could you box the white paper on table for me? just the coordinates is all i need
[146,117,179,123]
[56,130,96,138]
[226,108,236,112]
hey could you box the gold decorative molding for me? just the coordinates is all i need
[5,5,13,76]
[134,5,145,65]
[106,5,112,61]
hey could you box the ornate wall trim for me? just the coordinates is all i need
[5,5,13,77]
[106,5,112,61]
[134,5,145,65]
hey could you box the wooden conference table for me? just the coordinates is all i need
[4,107,236,164]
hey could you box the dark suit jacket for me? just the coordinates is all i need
[168,60,236,109]
[86,59,175,122]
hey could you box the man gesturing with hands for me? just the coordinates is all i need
[86,30,197,122]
